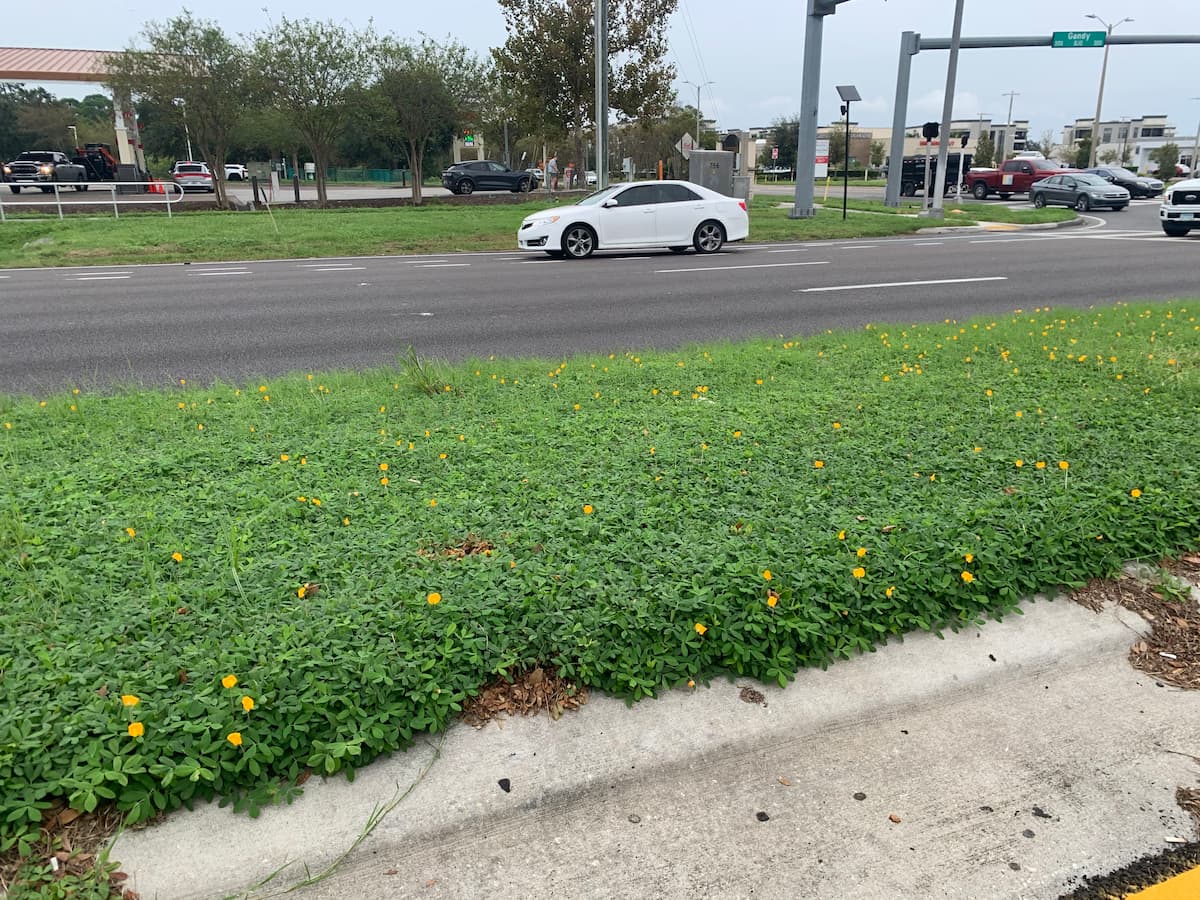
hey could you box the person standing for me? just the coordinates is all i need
[548,154,559,191]
[564,160,575,189]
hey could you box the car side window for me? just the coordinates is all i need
[1062,178,1075,188]
[660,184,701,203]
[488,162,506,172]
[615,185,661,206]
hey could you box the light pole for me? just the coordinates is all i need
[174,97,193,161]
[684,80,714,151]
[67,125,78,151]
[1190,98,1200,176]
[836,85,860,220]
[1086,13,1133,168]
[999,91,1019,161]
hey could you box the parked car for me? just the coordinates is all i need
[585,170,597,186]
[1029,173,1129,211]
[1159,177,1200,236]
[517,180,749,259]
[224,163,248,181]
[441,160,534,194]
[3,150,88,193]
[1080,166,1163,198]
[170,161,214,193]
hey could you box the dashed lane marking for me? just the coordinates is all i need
[655,261,829,274]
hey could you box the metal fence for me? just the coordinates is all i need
[0,181,186,221]
[280,166,411,183]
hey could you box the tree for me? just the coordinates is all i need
[1098,148,1120,164]
[1072,138,1092,170]
[375,39,471,205]
[973,131,995,168]
[1149,143,1180,177]
[108,13,254,206]
[825,123,848,171]
[870,140,886,170]
[254,18,376,203]
[768,116,798,171]
[492,0,678,172]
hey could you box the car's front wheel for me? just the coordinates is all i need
[1074,194,1091,211]
[1032,193,1046,208]
[562,224,596,259]
[693,220,725,254]
[9,185,20,194]
[1162,223,1190,237]
[515,177,531,192]
[457,179,474,195]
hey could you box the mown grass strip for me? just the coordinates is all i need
[1,302,1197,853]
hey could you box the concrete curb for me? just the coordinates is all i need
[112,596,1152,899]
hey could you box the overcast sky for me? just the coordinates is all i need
[9,0,1200,145]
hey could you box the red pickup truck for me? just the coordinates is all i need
[966,158,1073,200]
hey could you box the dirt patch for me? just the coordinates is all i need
[461,665,588,726]
[1070,555,1200,690]
[418,534,495,560]
[0,801,131,896]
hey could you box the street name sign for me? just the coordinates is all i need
[1052,31,1106,48]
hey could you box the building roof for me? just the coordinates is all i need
[0,47,114,82]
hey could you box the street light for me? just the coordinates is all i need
[1190,98,1200,177]
[683,80,714,151]
[1085,13,1133,168]
[173,97,194,161]
[836,85,860,221]
[67,125,78,151]
[999,91,1019,161]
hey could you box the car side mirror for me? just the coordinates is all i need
[602,198,619,208]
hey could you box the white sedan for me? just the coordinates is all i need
[517,180,749,259]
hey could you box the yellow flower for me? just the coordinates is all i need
[297,585,306,598]
[258,385,267,392]
[312,498,321,506]
[813,460,825,469]
[125,527,136,538]
[762,569,772,581]
[852,566,866,579]
[280,454,289,462]
[379,462,388,471]
[222,674,238,689]
[343,517,351,526]
[120,694,140,707]
[127,722,145,738]
[885,586,895,598]
[1014,459,1024,468]
[429,498,437,507]
[583,504,594,515]
[1035,461,1046,470]
[856,547,867,558]
[439,452,448,460]
[1058,460,1069,470]
[427,592,442,605]
[1130,488,1142,498]
[732,430,742,438]
[964,553,974,563]
[833,422,841,429]
[985,389,993,397]
[694,622,707,635]
[380,477,389,486]
[687,679,695,688]
[961,571,975,583]
[171,552,183,563]
[837,530,846,540]
[1014,410,1023,418]
[767,594,778,608]
[241,696,255,712]
[227,732,243,747]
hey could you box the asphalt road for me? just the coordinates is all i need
[0,199,1193,396]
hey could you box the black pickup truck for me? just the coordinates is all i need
[3,150,89,192]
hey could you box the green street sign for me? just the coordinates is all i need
[1052,30,1106,48]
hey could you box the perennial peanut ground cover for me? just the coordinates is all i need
[1,301,1197,855]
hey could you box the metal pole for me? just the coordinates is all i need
[594,0,609,188]
[929,0,965,217]
[1190,99,1200,175]
[791,1,826,218]
[999,91,1018,161]
[1086,16,1132,168]
[884,31,920,208]
[842,102,850,219]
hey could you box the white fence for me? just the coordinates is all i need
[0,181,187,221]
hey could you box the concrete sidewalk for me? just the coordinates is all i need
[112,595,1200,899]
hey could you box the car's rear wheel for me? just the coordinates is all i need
[562,224,596,259]
[669,246,687,253]
[971,182,988,200]
[901,181,915,197]
[693,220,725,254]
[514,177,530,193]
[457,179,474,195]
[1074,194,1091,211]
[1162,223,1190,237]
[1032,193,1046,208]
[40,186,52,193]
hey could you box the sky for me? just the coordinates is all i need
[9,0,1200,146]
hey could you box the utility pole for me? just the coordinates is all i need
[1191,98,1200,176]
[1086,14,1133,168]
[927,0,965,218]
[684,80,714,151]
[594,0,609,188]
[999,90,1019,161]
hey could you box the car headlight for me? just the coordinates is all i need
[39,165,53,174]
[2,165,9,174]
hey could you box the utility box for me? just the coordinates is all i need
[688,149,735,196]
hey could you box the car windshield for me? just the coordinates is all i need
[1030,160,1060,171]
[576,185,625,206]
[18,152,55,162]
[1106,168,1138,179]
[1074,174,1109,186]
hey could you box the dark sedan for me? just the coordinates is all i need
[1081,166,1163,198]
[1030,173,1129,211]
[442,160,535,195]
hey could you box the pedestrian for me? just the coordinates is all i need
[548,154,559,191]
[564,160,575,189]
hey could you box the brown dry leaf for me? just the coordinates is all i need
[384,868,398,875]
[56,808,81,827]
[54,850,70,862]
[882,525,898,533]
[122,891,141,900]
[299,582,320,599]
[856,515,867,521]
[111,871,128,882]
[778,777,792,787]
[889,814,902,824]
[462,666,587,726]
[424,879,439,888]
[96,685,109,698]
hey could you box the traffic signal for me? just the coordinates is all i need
[922,121,940,140]
[961,133,969,148]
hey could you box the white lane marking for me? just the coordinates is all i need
[415,263,471,268]
[766,247,809,253]
[517,259,556,264]
[313,266,366,271]
[299,262,356,268]
[836,244,876,249]
[656,261,830,274]
[798,276,1007,293]
[73,275,131,281]
[189,271,252,277]
[398,259,448,264]
[912,242,944,246]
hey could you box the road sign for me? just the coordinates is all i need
[771,147,779,160]
[677,133,695,160]
[814,139,829,179]
[1052,30,1106,48]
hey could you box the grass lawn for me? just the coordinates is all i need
[0,195,999,270]
[2,302,1198,874]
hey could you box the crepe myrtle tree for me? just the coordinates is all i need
[253,18,377,204]
[108,12,254,207]
[1149,143,1181,178]
[493,0,677,175]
